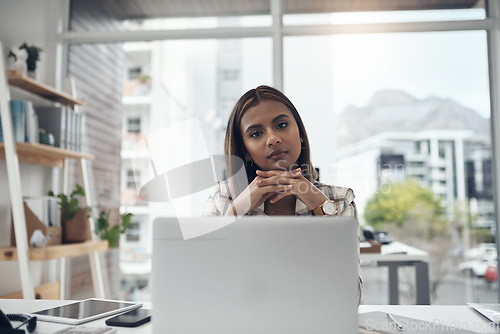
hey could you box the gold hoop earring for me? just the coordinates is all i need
[245,155,254,167]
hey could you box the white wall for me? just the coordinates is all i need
[0,0,63,86]
[0,0,65,295]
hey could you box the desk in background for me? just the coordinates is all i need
[360,241,430,305]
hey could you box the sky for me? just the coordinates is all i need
[234,11,492,121]
[141,8,491,118]
[330,30,490,118]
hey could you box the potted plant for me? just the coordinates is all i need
[9,42,43,78]
[94,210,133,248]
[48,184,91,243]
[135,74,151,95]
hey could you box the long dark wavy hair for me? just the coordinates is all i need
[224,85,318,194]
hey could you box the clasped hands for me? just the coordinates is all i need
[227,168,329,216]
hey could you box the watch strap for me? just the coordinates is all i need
[312,205,324,216]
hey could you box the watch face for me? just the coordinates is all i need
[323,201,336,215]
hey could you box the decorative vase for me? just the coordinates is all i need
[27,71,37,80]
[62,208,92,243]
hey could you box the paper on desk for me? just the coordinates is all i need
[468,303,500,323]
[359,311,477,333]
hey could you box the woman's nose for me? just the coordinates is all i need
[266,131,281,146]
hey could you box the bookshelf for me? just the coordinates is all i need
[0,43,106,300]
[7,70,84,107]
[0,143,94,168]
[0,241,108,261]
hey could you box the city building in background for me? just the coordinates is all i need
[335,129,493,229]
[119,33,245,299]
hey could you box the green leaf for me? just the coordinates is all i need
[93,209,133,248]
[48,184,86,222]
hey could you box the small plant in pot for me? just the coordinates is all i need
[48,184,91,243]
[9,42,43,77]
[94,210,133,248]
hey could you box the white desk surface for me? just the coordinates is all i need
[360,241,429,262]
[1,299,499,333]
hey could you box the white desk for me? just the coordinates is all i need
[1,299,500,333]
[360,241,430,305]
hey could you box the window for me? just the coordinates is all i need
[285,29,493,304]
[220,69,240,81]
[69,0,499,305]
[127,117,142,134]
[126,169,138,189]
[126,222,141,242]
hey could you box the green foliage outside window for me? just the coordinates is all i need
[364,178,445,239]
[94,210,133,248]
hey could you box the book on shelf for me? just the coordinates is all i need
[1,99,27,143]
[0,99,40,144]
[69,107,76,151]
[10,100,25,143]
[75,111,82,152]
[24,101,39,143]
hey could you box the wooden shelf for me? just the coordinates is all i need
[0,241,109,261]
[0,143,94,168]
[7,70,84,107]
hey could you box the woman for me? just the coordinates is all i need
[203,85,362,303]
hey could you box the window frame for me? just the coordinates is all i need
[57,0,500,301]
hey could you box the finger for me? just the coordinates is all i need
[257,172,301,187]
[270,192,287,203]
[263,192,276,201]
[260,184,293,194]
[258,168,301,177]
[256,175,293,187]
[256,168,301,178]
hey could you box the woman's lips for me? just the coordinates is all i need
[268,150,287,160]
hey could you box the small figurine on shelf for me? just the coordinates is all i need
[9,47,28,76]
[30,229,51,248]
[39,129,55,146]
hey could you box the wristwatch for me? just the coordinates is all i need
[312,200,337,216]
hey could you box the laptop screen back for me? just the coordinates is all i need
[152,216,359,334]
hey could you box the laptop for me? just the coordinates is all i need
[151,216,359,334]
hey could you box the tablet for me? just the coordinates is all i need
[31,298,142,325]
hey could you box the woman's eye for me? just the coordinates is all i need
[250,131,262,138]
[276,122,288,129]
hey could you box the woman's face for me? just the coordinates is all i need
[239,99,302,171]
